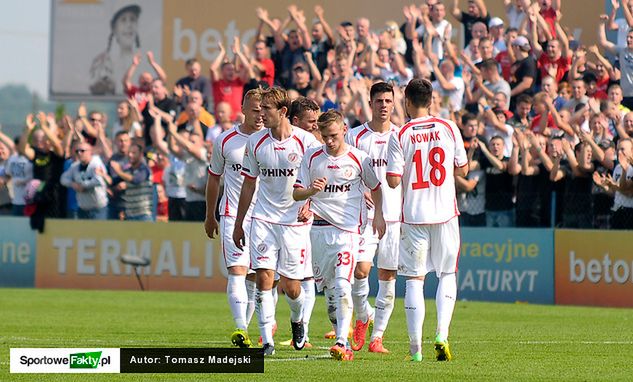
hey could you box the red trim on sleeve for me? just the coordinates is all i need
[208,166,222,176]
[347,151,363,174]
[253,134,270,158]
[370,182,381,192]
[241,171,257,179]
[292,135,305,154]
[293,183,305,189]
[221,130,239,153]
[308,149,324,168]
[355,125,370,148]
[386,172,402,178]
[429,117,456,142]
[456,161,468,168]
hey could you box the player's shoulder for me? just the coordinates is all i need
[247,127,269,144]
[304,144,325,157]
[347,122,369,139]
[347,145,370,162]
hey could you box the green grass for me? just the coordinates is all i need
[1,288,633,381]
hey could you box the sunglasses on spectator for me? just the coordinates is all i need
[75,149,88,154]
[90,117,102,122]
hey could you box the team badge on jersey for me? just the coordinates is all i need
[288,152,299,163]
[257,243,267,252]
[343,166,354,179]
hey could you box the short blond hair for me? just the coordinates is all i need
[317,109,344,130]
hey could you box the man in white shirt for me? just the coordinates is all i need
[205,89,264,348]
[293,110,385,361]
[346,82,401,354]
[234,88,319,356]
[386,78,468,362]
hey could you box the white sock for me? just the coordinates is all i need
[436,273,457,342]
[227,275,248,330]
[405,279,425,355]
[335,278,353,345]
[285,288,305,323]
[371,279,396,340]
[271,285,278,327]
[245,279,257,326]
[324,287,338,332]
[257,289,276,345]
[272,285,279,305]
[352,277,371,323]
[301,279,316,341]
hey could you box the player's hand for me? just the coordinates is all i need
[233,224,245,250]
[363,192,375,210]
[204,216,219,239]
[309,177,327,195]
[297,201,313,222]
[372,213,386,240]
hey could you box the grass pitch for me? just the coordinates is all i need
[1,288,632,381]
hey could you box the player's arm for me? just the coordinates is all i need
[370,186,386,239]
[386,134,404,188]
[204,172,221,239]
[293,177,327,201]
[233,176,256,249]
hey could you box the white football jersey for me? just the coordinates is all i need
[346,123,402,222]
[386,116,468,224]
[208,125,258,217]
[296,145,380,233]
[613,164,633,209]
[242,126,319,225]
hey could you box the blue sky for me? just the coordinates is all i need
[0,0,50,98]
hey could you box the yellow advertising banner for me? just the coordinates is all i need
[555,230,633,308]
[35,219,227,292]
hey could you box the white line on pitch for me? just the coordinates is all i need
[267,354,331,362]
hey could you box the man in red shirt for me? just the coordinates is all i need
[253,40,275,87]
[210,43,247,122]
[495,27,519,82]
[530,16,570,83]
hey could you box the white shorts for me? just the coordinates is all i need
[303,229,314,278]
[221,216,251,269]
[249,218,310,280]
[397,217,460,277]
[310,224,359,292]
[358,220,400,271]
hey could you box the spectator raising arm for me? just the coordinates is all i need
[167,121,206,161]
[146,51,167,84]
[209,42,226,82]
[451,0,463,22]
[599,14,618,55]
[314,5,335,45]
[288,5,312,50]
[123,53,141,93]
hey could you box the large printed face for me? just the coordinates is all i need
[114,10,138,49]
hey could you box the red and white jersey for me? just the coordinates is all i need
[242,126,319,226]
[208,125,257,217]
[386,116,468,224]
[346,122,402,222]
[295,145,381,233]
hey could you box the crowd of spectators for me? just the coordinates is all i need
[0,0,632,229]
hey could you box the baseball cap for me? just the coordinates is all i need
[512,35,530,51]
[489,17,504,28]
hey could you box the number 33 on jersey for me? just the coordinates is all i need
[386,116,468,225]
